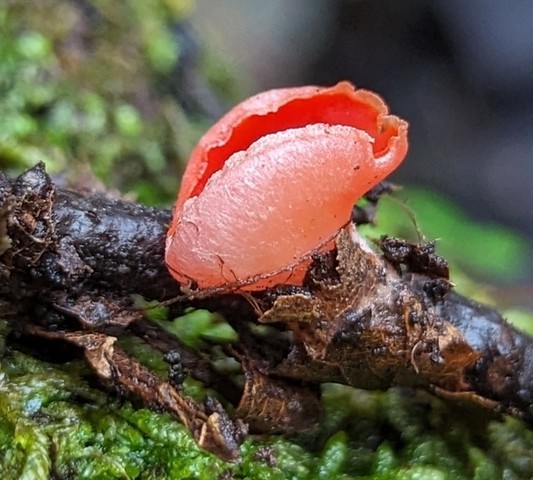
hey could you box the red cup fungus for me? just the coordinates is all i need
[166,81,408,291]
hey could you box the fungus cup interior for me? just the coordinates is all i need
[167,81,408,291]
[176,81,404,214]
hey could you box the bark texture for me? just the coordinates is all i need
[1,164,532,460]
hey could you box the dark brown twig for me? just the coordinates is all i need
[1,164,532,460]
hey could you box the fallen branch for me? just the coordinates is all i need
[1,164,532,460]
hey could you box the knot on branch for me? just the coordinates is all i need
[0,163,91,296]
[1,163,55,266]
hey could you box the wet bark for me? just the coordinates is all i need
[0,163,178,302]
[1,164,532,460]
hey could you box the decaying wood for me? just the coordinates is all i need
[22,325,247,462]
[1,164,532,460]
[259,229,533,423]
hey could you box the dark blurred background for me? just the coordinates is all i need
[192,0,533,285]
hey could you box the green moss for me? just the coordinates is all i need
[2,345,533,479]
[0,0,237,205]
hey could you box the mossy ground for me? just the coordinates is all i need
[2,327,533,479]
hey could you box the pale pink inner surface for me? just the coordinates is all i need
[175,84,395,213]
[166,124,380,289]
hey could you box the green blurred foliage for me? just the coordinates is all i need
[1,0,533,478]
[0,0,238,205]
[360,187,531,282]
[158,308,238,348]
